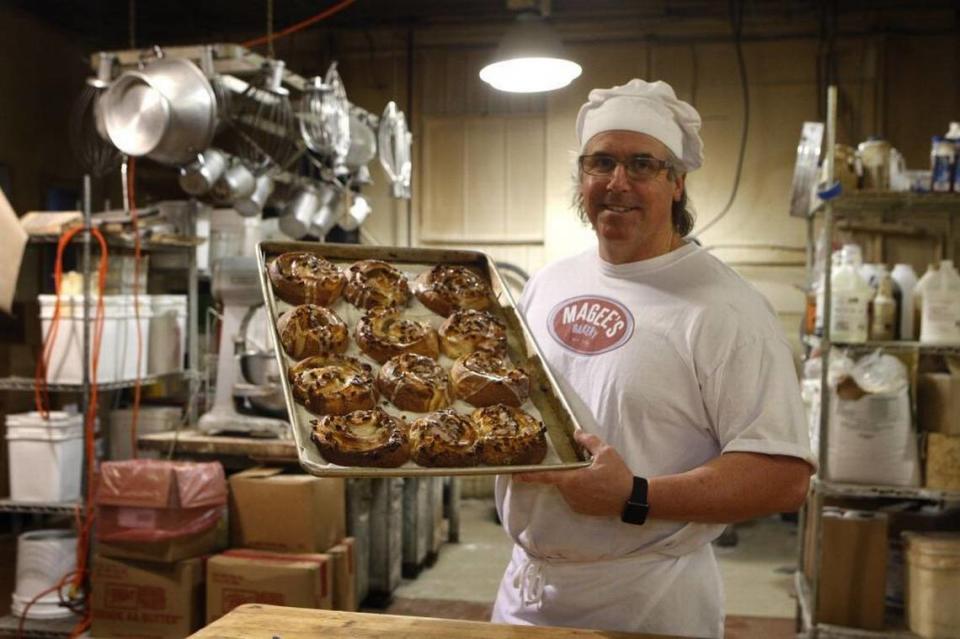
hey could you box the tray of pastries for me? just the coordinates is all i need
[257,241,590,477]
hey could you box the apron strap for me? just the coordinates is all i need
[512,555,546,608]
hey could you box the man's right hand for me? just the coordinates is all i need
[513,430,634,517]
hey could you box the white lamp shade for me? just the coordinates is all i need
[480,12,582,93]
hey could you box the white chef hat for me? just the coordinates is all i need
[575,79,704,172]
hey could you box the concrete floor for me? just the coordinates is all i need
[396,498,799,619]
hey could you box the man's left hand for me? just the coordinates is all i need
[513,430,634,517]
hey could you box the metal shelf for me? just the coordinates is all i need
[0,499,80,515]
[830,341,960,355]
[795,572,920,639]
[0,614,77,638]
[814,192,960,217]
[814,478,960,502]
[0,371,195,392]
[28,234,199,252]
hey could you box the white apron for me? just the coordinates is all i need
[491,541,724,638]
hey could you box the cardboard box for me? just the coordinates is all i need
[805,509,888,630]
[206,550,332,624]
[230,467,345,553]
[327,538,357,611]
[97,515,227,564]
[96,460,227,544]
[925,433,960,491]
[91,554,205,639]
[917,372,960,436]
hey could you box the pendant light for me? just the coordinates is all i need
[479,10,581,93]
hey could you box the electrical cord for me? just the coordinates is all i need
[693,0,749,238]
[241,0,357,49]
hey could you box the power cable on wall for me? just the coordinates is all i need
[693,0,749,238]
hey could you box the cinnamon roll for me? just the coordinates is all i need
[438,309,507,359]
[413,264,493,317]
[409,409,479,467]
[472,404,547,466]
[377,353,452,413]
[343,259,411,310]
[277,304,348,359]
[310,408,409,468]
[451,351,530,407]
[268,252,345,306]
[288,354,377,416]
[356,307,440,364]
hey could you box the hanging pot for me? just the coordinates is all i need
[234,174,275,218]
[178,148,228,195]
[101,57,217,166]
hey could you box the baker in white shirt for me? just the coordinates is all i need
[491,79,816,638]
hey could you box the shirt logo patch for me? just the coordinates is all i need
[546,295,634,355]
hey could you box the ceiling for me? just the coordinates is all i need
[11,0,958,52]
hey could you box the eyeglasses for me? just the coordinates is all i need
[578,154,673,181]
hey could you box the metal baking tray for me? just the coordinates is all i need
[256,240,590,477]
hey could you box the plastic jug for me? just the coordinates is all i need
[920,260,960,345]
[830,245,872,343]
[870,266,898,341]
[891,264,918,340]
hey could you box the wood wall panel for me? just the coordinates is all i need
[421,115,545,244]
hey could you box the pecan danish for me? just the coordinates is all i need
[451,351,530,407]
[472,404,547,466]
[356,307,439,364]
[288,354,376,416]
[310,408,409,468]
[438,309,507,359]
[409,409,479,467]
[377,353,452,413]
[268,252,345,306]
[277,304,348,359]
[343,259,411,310]
[413,264,492,317]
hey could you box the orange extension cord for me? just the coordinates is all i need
[241,0,356,48]
[128,158,143,460]
[27,226,109,638]
[24,161,146,636]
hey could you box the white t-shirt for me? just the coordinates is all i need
[496,243,815,561]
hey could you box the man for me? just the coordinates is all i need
[491,79,815,638]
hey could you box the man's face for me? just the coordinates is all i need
[579,131,684,259]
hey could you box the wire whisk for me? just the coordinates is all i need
[69,52,121,178]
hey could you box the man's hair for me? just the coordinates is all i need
[572,147,696,237]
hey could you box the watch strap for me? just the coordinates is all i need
[620,476,649,526]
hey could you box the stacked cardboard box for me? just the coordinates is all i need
[91,461,227,638]
[221,467,355,616]
[917,362,960,491]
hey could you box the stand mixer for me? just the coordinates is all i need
[198,256,290,437]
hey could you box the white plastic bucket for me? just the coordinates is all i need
[905,532,960,638]
[11,529,77,620]
[39,294,151,383]
[5,412,83,502]
[148,295,187,375]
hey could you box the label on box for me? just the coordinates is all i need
[118,508,158,529]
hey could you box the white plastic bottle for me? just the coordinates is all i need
[891,264,918,340]
[830,245,872,343]
[920,260,960,344]
[948,122,960,193]
[870,267,897,341]
[914,263,940,340]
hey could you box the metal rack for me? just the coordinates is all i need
[2,187,203,638]
[799,86,960,639]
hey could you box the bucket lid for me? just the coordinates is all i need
[6,411,82,428]
[903,531,960,556]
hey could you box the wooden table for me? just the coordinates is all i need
[190,604,679,638]
[138,429,298,466]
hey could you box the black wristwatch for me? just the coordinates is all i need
[621,476,650,526]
